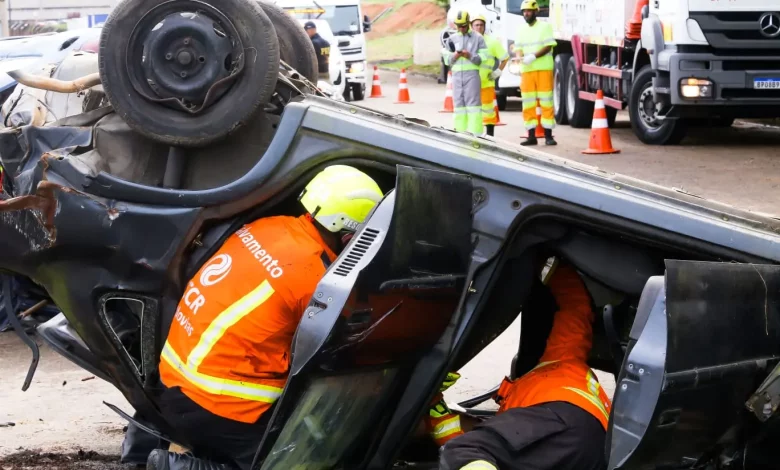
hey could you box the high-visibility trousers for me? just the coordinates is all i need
[521,69,555,130]
[453,70,484,135]
[481,86,497,126]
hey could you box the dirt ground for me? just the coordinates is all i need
[364,2,446,40]
[0,333,132,469]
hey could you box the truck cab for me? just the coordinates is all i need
[276,0,370,101]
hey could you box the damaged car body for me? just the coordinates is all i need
[2,0,780,469]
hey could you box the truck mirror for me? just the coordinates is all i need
[363,22,371,32]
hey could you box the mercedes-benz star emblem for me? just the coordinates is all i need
[759,12,780,38]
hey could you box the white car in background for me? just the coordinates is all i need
[296,19,346,100]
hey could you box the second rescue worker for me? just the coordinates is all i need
[443,11,488,136]
[516,0,557,146]
[470,14,509,137]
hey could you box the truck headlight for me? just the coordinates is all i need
[348,62,365,73]
[680,78,713,99]
[508,60,521,75]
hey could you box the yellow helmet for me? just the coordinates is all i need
[299,165,383,233]
[520,0,539,11]
[470,13,487,25]
[453,10,470,26]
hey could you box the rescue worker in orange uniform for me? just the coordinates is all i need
[147,165,385,470]
[439,258,612,470]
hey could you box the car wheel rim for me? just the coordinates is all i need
[637,86,661,129]
[127,0,246,114]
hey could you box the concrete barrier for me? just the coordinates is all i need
[413,30,443,65]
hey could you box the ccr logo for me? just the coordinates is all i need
[200,254,232,286]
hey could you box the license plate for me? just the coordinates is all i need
[753,78,780,89]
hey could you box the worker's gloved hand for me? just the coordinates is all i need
[522,54,536,65]
[440,372,462,392]
[490,69,503,80]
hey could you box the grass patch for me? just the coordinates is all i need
[380,58,440,76]
[367,30,418,61]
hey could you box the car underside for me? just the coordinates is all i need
[1,1,780,469]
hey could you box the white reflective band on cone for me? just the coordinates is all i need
[592,118,609,128]
[399,83,408,89]
[595,100,605,109]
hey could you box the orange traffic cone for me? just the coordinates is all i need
[534,99,545,138]
[395,69,413,104]
[626,0,649,39]
[369,66,384,98]
[582,90,620,155]
[493,98,506,126]
[439,71,454,113]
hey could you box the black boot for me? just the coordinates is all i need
[486,125,495,137]
[147,449,233,470]
[544,128,557,146]
[520,129,537,146]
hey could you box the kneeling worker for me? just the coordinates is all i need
[439,260,612,470]
[148,165,384,470]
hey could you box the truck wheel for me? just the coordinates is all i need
[258,0,317,84]
[98,0,279,147]
[554,53,571,125]
[565,56,593,128]
[629,66,687,145]
[606,107,618,127]
[351,82,365,101]
[496,92,507,111]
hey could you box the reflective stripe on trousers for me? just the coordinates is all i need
[521,69,555,130]
[453,69,483,134]
[481,87,497,125]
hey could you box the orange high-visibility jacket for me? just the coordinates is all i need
[495,263,612,429]
[159,215,336,423]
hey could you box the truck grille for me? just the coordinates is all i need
[341,46,362,55]
[690,12,780,51]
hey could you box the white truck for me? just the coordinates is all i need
[445,0,780,145]
[277,0,372,101]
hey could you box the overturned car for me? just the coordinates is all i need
[1,0,780,469]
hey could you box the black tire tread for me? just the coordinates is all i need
[554,53,570,125]
[629,66,687,145]
[566,56,593,128]
[257,0,318,83]
[98,0,280,147]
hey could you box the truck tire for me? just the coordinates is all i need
[629,66,687,145]
[351,82,365,101]
[554,53,571,125]
[606,107,618,128]
[565,56,593,128]
[496,92,507,111]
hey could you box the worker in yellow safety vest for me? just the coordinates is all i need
[442,10,489,135]
[470,14,509,137]
[515,0,557,146]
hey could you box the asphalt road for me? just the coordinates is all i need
[1,71,778,467]
[366,70,780,216]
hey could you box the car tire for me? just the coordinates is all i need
[496,91,508,111]
[629,66,687,145]
[257,0,317,83]
[351,82,364,101]
[554,53,570,125]
[565,56,593,128]
[98,0,280,148]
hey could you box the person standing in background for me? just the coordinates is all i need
[515,0,557,146]
[470,14,509,137]
[442,11,488,136]
[305,21,331,81]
